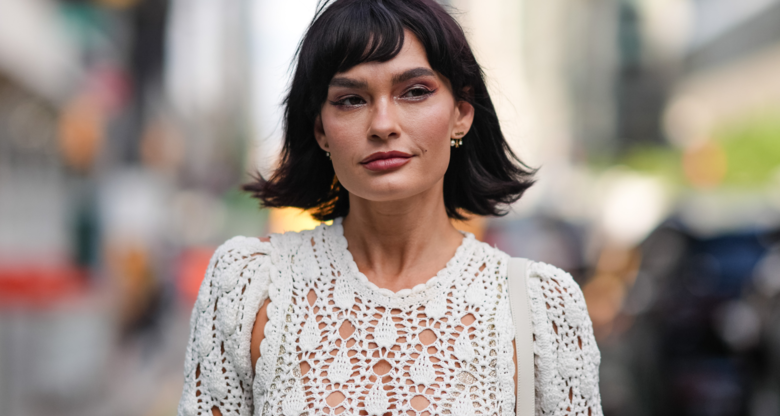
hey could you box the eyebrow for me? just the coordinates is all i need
[392,67,436,84]
[328,67,436,89]
[329,77,368,89]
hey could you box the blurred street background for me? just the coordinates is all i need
[0,0,779,415]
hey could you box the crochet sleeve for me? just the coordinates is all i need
[178,237,273,416]
[528,262,603,416]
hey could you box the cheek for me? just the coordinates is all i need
[321,109,363,150]
[320,115,363,184]
[404,103,454,159]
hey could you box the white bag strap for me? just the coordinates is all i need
[508,257,534,415]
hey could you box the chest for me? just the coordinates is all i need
[254,244,516,416]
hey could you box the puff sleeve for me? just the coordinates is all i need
[178,237,273,416]
[528,262,603,416]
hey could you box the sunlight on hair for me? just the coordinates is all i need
[268,207,330,234]
[451,214,487,241]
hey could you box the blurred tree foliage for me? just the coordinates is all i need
[621,144,684,184]
[715,110,780,187]
[614,109,780,189]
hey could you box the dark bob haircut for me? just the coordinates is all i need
[244,0,535,221]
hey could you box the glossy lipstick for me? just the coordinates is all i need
[360,151,413,172]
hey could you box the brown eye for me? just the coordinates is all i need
[330,95,366,108]
[342,96,365,106]
[402,87,434,99]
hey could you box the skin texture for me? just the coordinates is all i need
[239,32,482,415]
[315,31,474,293]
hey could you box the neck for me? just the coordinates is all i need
[341,184,464,292]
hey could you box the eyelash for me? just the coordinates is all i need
[330,96,366,108]
[402,86,436,100]
[329,86,436,109]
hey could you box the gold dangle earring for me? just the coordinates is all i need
[451,131,465,148]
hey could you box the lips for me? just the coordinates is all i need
[360,151,413,172]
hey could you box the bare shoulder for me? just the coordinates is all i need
[251,297,272,372]
[246,235,282,373]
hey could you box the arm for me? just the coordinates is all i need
[178,237,272,416]
[528,262,603,416]
[249,297,272,381]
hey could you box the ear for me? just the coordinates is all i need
[314,115,330,151]
[452,99,475,137]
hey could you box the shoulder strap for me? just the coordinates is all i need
[508,257,534,415]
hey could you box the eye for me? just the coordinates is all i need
[401,86,435,100]
[330,95,366,108]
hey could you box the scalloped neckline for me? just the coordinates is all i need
[326,217,474,300]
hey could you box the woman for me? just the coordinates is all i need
[178,0,602,415]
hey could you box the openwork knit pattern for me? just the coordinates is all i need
[178,219,603,416]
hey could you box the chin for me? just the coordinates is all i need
[352,186,419,203]
[352,179,441,204]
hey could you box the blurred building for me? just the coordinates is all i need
[457,1,780,415]
[0,0,778,416]
[0,1,263,415]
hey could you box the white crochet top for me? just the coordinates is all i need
[177,219,603,416]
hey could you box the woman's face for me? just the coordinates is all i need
[315,31,474,205]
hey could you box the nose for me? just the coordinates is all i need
[367,96,400,141]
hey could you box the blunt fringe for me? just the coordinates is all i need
[244,0,536,221]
